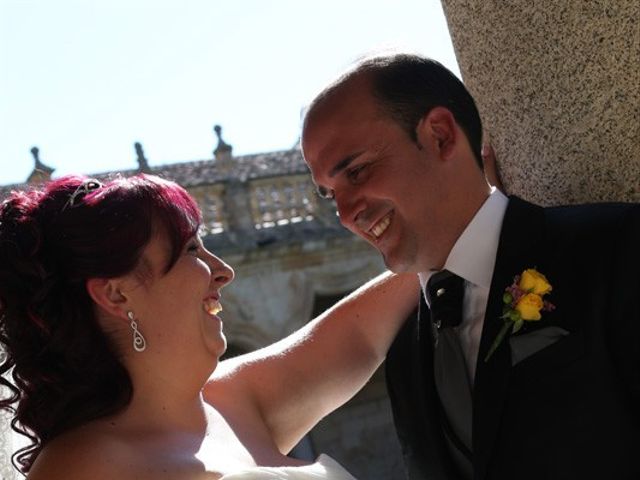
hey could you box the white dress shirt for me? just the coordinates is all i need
[419,188,509,383]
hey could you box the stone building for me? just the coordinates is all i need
[0,127,404,479]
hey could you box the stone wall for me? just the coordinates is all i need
[441,0,639,205]
[310,368,405,479]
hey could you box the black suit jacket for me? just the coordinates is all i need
[386,196,640,480]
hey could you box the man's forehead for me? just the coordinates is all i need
[302,122,348,175]
[303,95,377,151]
[302,76,383,171]
[305,74,375,126]
[304,118,388,180]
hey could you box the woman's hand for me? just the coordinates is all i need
[482,143,505,193]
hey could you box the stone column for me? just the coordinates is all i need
[222,180,258,249]
[440,0,639,205]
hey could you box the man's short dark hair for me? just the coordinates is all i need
[306,53,484,169]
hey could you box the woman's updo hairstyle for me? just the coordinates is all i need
[0,174,201,473]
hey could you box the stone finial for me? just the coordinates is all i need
[27,146,55,184]
[213,124,233,160]
[134,142,151,173]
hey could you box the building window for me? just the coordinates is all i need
[250,175,317,230]
[189,185,227,235]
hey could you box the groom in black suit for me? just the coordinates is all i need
[301,53,639,479]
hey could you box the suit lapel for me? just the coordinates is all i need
[472,196,546,480]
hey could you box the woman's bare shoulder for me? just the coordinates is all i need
[27,423,138,480]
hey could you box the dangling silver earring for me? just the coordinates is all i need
[127,311,146,352]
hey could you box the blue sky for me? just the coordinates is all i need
[0,0,460,186]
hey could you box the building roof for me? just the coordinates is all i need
[153,148,309,186]
[0,148,309,197]
[0,146,357,256]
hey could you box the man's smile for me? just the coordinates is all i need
[369,211,393,239]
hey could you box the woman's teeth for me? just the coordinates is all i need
[203,298,222,315]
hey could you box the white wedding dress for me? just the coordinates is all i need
[219,454,357,479]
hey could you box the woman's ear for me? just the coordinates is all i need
[86,278,129,320]
[415,106,458,160]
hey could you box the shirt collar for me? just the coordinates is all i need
[419,188,509,301]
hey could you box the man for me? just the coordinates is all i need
[301,53,639,480]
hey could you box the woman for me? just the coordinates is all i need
[0,174,418,479]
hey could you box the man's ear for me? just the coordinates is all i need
[86,277,129,320]
[416,107,458,160]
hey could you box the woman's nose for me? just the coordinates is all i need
[209,253,235,286]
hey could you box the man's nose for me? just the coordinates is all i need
[335,190,365,231]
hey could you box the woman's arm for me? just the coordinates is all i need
[205,271,418,454]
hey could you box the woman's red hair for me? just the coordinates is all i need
[0,174,201,473]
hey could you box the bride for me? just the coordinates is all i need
[0,174,418,479]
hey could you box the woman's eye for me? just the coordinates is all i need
[187,242,200,253]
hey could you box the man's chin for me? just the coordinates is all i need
[382,254,419,274]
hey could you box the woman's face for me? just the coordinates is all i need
[122,227,234,366]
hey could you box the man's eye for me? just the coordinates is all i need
[347,164,367,182]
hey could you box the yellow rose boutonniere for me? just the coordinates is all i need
[519,268,552,295]
[484,268,556,362]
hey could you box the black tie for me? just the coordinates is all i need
[426,269,464,330]
[426,270,473,476]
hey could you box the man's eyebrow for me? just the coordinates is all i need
[329,151,365,178]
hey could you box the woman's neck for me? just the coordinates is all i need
[120,381,210,434]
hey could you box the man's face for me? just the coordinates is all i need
[302,80,458,273]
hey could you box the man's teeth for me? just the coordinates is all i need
[203,298,223,315]
[370,214,391,238]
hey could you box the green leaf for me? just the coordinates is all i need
[512,318,524,333]
[508,310,521,322]
[503,292,513,304]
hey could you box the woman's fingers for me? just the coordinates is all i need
[482,143,505,192]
